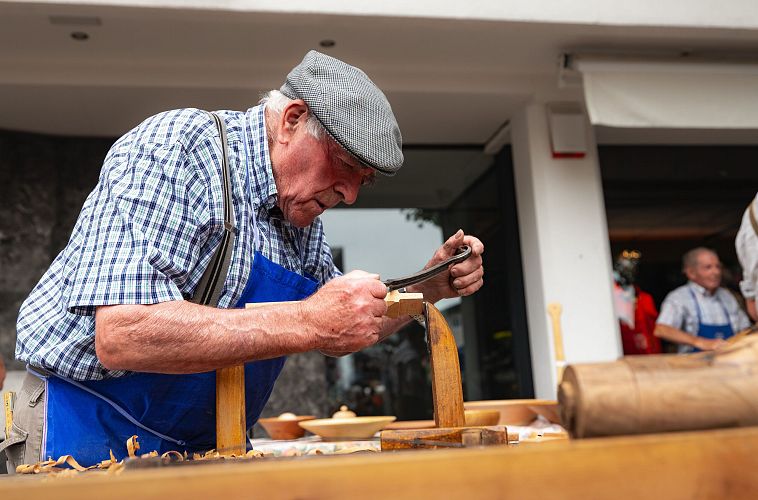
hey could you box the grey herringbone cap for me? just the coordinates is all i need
[280,51,403,175]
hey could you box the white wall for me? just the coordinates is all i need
[15,0,758,30]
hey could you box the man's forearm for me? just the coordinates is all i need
[95,300,315,374]
[746,298,757,323]
[654,323,701,348]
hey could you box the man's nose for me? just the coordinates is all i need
[337,180,361,205]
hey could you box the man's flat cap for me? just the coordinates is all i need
[280,50,403,175]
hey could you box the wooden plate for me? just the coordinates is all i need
[384,420,435,430]
[383,410,500,430]
[464,400,545,425]
[527,400,561,424]
[299,416,396,440]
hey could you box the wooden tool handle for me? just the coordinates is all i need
[4,391,14,440]
[547,302,565,382]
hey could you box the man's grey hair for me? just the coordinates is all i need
[259,90,328,142]
[682,247,718,272]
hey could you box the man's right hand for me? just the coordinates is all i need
[299,270,388,355]
[693,337,728,351]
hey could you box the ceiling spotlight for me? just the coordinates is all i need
[319,39,335,48]
[71,31,89,41]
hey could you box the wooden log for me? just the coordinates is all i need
[425,302,466,428]
[380,426,508,450]
[559,334,758,438]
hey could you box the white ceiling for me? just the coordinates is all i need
[2,2,758,208]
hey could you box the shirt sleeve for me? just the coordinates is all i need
[63,113,216,315]
[726,292,752,331]
[656,293,685,329]
[736,195,758,299]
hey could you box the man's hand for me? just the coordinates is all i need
[693,337,728,351]
[300,270,388,356]
[410,229,484,304]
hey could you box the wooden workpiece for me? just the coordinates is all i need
[560,334,758,438]
[379,302,510,449]
[213,292,426,456]
[5,426,758,499]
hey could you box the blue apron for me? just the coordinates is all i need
[36,253,317,466]
[37,111,319,466]
[688,288,734,352]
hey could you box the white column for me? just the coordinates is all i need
[510,102,620,400]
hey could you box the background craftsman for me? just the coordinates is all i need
[4,51,484,470]
[655,247,749,352]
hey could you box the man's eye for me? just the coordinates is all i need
[361,175,376,187]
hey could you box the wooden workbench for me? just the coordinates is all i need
[2,425,758,499]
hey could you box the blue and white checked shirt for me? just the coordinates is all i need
[16,105,340,380]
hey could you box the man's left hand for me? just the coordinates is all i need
[410,229,484,303]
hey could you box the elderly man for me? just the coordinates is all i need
[736,193,758,322]
[655,247,749,353]
[4,51,484,469]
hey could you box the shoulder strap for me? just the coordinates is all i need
[191,112,237,307]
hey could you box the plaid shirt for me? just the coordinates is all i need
[16,105,340,380]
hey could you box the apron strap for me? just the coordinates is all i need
[688,287,731,327]
[192,111,236,307]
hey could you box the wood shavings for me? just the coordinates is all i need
[333,446,378,454]
[126,435,140,458]
[16,454,94,474]
[14,434,266,475]
[161,450,185,462]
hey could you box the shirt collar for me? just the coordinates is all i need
[688,280,716,297]
[246,104,278,211]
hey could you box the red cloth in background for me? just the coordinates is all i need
[620,287,661,355]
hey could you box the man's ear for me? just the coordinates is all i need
[277,100,309,143]
[684,267,695,281]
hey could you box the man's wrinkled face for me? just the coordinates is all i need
[686,251,722,293]
[274,128,375,228]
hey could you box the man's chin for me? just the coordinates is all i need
[286,211,319,228]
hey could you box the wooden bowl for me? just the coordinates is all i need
[464,409,501,426]
[258,415,316,440]
[527,400,561,424]
[464,400,542,425]
[298,416,396,440]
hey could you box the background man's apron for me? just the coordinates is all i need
[688,288,734,352]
